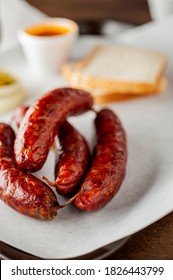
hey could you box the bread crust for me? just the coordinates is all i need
[61,45,167,103]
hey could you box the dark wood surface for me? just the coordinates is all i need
[27,0,151,24]
[1,0,172,260]
[26,0,151,34]
[109,212,173,260]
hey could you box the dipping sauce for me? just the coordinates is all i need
[25,25,70,37]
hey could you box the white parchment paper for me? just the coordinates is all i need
[1,16,173,259]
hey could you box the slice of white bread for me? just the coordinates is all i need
[61,45,167,104]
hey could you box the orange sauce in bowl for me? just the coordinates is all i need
[25,25,70,37]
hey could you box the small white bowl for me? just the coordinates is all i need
[18,18,79,76]
[0,77,25,114]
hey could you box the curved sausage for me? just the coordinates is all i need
[14,88,93,172]
[12,106,90,197]
[0,123,59,220]
[74,108,127,211]
[11,105,28,131]
[53,121,90,196]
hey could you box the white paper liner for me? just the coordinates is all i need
[1,16,173,259]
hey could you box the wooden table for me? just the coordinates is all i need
[1,0,173,260]
[108,212,173,260]
[26,0,152,34]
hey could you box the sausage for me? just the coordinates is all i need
[14,88,93,172]
[11,105,28,131]
[74,108,127,211]
[12,106,90,197]
[0,123,59,220]
[49,121,90,196]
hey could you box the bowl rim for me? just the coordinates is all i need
[18,17,79,43]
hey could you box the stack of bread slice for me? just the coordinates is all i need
[61,45,167,104]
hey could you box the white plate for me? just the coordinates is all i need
[0,17,173,259]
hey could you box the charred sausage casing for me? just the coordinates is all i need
[54,121,90,196]
[11,105,28,131]
[14,88,93,172]
[75,108,127,211]
[0,123,59,219]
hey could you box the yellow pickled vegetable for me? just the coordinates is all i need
[0,71,16,86]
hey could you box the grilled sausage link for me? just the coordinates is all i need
[74,108,127,211]
[12,105,90,197]
[11,105,28,131]
[53,121,90,196]
[14,88,93,172]
[0,123,59,220]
